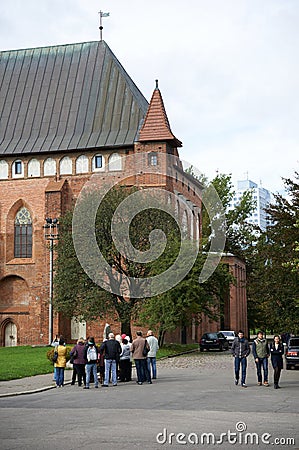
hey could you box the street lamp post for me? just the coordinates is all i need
[44,218,59,345]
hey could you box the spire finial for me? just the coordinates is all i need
[155,79,159,90]
[98,11,110,41]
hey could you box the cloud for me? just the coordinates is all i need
[0,0,298,193]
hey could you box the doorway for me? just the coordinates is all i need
[4,322,17,346]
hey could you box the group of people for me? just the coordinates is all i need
[51,330,159,389]
[231,330,284,389]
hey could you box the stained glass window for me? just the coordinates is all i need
[14,207,32,258]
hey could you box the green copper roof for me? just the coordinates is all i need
[0,41,148,155]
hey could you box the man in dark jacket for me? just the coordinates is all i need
[100,333,122,387]
[231,330,251,388]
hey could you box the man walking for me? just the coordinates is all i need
[146,330,159,379]
[252,331,270,386]
[100,332,121,387]
[231,330,250,388]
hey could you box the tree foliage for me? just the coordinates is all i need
[247,173,299,333]
[54,185,181,336]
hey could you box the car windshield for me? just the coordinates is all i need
[206,333,218,339]
[221,332,234,337]
[289,338,299,347]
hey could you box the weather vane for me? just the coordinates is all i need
[98,10,110,41]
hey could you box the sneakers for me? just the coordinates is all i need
[263,381,269,387]
[102,384,109,387]
[83,386,89,389]
[235,379,238,385]
[95,386,99,388]
[257,382,262,386]
[241,383,247,388]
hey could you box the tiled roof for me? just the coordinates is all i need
[139,82,182,147]
[0,41,148,155]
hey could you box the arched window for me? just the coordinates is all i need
[44,158,56,176]
[108,153,122,171]
[182,210,188,234]
[0,160,8,179]
[60,156,72,175]
[76,155,89,174]
[28,159,40,177]
[14,207,32,258]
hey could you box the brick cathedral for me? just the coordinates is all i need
[0,40,247,346]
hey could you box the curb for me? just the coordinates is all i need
[0,380,72,398]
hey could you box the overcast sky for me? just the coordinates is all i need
[1,0,298,194]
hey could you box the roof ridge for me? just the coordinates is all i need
[0,40,103,54]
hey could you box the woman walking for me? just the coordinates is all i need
[270,335,284,389]
[55,336,67,387]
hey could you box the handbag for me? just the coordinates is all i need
[142,339,150,357]
[70,349,78,364]
[52,350,58,363]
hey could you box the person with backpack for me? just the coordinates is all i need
[84,339,99,389]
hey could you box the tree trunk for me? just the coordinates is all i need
[121,321,132,341]
[158,329,166,347]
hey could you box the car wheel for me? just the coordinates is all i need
[286,365,291,370]
[200,347,204,352]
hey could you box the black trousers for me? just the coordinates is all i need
[273,366,281,385]
[73,363,86,386]
[119,359,132,381]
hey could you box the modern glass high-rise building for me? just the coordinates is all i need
[230,179,272,231]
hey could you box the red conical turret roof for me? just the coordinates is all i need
[139,81,182,147]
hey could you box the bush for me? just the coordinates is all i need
[46,346,72,365]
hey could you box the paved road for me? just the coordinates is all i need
[0,353,298,450]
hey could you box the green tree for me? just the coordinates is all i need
[54,186,180,337]
[247,173,299,333]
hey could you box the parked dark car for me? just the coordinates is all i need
[285,336,299,370]
[199,332,229,352]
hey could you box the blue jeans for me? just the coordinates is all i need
[135,359,151,383]
[85,363,98,387]
[255,357,268,383]
[147,357,157,379]
[104,359,117,385]
[55,367,65,387]
[234,357,247,385]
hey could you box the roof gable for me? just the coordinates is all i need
[0,41,148,155]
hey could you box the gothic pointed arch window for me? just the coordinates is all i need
[14,207,32,258]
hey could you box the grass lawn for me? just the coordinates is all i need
[0,343,198,381]
[157,343,199,358]
[0,346,54,381]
